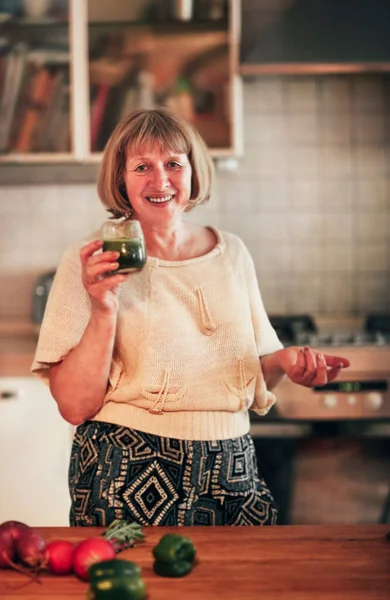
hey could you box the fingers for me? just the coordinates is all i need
[322,353,351,369]
[294,346,324,387]
[321,353,350,384]
[88,273,128,315]
[80,240,120,267]
[80,240,121,285]
[87,273,128,297]
[312,352,328,386]
[292,346,349,388]
[326,364,346,382]
[86,261,119,283]
[79,240,103,264]
[79,240,128,315]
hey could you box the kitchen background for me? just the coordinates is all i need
[0,0,389,527]
[1,0,389,319]
[1,74,390,318]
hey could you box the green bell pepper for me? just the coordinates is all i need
[87,559,146,600]
[152,533,196,578]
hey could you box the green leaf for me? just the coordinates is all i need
[103,519,145,544]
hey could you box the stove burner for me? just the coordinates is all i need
[295,331,390,348]
[269,314,390,348]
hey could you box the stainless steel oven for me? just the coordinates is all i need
[250,314,390,526]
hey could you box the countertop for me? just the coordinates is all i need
[0,315,365,378]
[0,320,38,376]
[0,526,389,599]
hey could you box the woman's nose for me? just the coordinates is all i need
[151,166,169,188]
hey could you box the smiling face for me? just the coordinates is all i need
[124,144,192,227]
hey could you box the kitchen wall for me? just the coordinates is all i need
[213,74,390,316]
[0,74,389,319]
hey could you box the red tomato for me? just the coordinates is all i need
[72,538,115,581]
[46,540,76,575]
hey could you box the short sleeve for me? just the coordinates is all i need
[223,232,283,417]
[31,241,92,385]
[237,237,283,357]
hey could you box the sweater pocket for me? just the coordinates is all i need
[140,368,187,414]
[105,358,124,400]
[224,358,256,411]
[250,371,276,416]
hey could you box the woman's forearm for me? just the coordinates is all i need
[49,310,117,425]
[260,349,287,390]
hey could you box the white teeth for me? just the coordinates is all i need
[147,195,173,203]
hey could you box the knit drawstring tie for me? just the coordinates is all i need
[238,358,249,410]
[148,369,170,415]
[225,358,254,410]
[195,287,216,336]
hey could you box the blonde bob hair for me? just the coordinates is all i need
[98,108,214,218]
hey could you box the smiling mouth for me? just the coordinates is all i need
[146,195,174,204]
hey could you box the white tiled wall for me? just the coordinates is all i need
[0,75,389,319]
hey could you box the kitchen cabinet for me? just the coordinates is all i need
[0,376,73,526]
[0,0,242,168]
[240,0,390,75]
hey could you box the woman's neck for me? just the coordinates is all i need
[142,221,191,261]
[142,221,215,261]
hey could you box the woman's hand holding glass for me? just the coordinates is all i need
[79,240,128,316]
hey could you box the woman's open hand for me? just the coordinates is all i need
[278,345,351,388]
[80,240,128,315]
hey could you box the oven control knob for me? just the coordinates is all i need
[322,394,337,409]
[365,393,383,411]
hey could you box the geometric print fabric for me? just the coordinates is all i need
[69,421,278,527]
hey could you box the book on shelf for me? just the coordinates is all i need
[0,42,29,152]
[90,83,111,152]
[34,69,68,152]
[0,38,71,154]
[12,66,53,152]
[39,73,70,152]
[118,85,139,121]
[0,39,9,94]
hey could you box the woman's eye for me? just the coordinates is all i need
[135,164,148,172]
[167,161,181,168]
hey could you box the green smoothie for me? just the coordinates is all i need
[103,238,147,272]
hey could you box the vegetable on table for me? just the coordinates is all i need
[0,517,145,583]
[0,520,47,578]
[75,519,145,580]
[15,530,47,569]
[87,558,146,600]
[152,533,196,578]
[73,538,116,581]
[0,521,30,569]
[45,540,76,575]
[102,519,145,553]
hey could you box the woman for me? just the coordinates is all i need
[32,108,350,527]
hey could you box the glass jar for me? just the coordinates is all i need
[102,220,147,273]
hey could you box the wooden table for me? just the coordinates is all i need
[0,526,389,599]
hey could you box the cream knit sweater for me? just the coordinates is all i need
[32,227,283,441]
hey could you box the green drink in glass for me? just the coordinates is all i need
[102,220,147,273]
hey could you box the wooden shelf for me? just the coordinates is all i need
[0,153,74,163]
[88,19,228,31]
[240,62,390,76]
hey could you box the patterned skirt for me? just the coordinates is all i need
[68,420,278,527]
